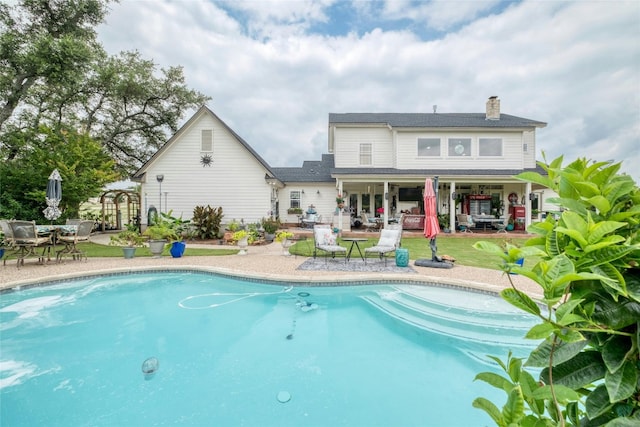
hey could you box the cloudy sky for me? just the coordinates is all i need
[97,0,640,181]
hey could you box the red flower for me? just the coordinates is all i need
[376,207,384,214]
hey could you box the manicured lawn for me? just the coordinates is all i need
[289,235,534,270]
[70,235,534,271]
[74,242,237,257]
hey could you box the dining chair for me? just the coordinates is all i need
[56,220,94,262]
[495,214,512,233]
[456,214,474,233]
[8,220,52,267]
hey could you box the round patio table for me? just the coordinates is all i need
[342,237,368,261]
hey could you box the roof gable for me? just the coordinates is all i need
[133,105,276,180]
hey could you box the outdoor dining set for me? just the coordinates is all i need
[1,219,94,267]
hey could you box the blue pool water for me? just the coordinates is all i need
[0,272,539,426]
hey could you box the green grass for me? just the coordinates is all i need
[288,235,535,270]
[73,242,237,257]
[66,235,534,271]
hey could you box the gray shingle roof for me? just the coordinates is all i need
[272,154,335,182]
[329,113,546,128]
[330,165,546,177]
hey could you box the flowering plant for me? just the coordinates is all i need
[336,194,345,204]
[376,207,384,214]
[275,231,294,242]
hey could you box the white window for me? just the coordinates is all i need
[418,138,440,156]
[448,138,471,157]
[290,191,301,209]
[359,143,372,165]
[479,138,502,156]
[201,129,213,152]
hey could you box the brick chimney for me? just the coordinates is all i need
[486,96,500,120]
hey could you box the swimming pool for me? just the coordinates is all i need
[0,272,539,426]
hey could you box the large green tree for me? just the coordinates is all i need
[0,0,210,175]
[0,125,120,221]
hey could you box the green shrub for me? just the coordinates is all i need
[472,155,640,426]
[192,205,223,239]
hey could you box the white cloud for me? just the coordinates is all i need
[97,0,640,181]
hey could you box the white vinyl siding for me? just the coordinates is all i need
[478,138,502,156]
[140,111,272,225]
[448,138,472,157]
[359,143,372,165]
[332,127,393,168]
[201,129,213,152]
[417,138,440,156]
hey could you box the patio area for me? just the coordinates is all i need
[0,231,541,299]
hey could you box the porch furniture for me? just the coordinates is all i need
[495,214,512,233]
[472,215,504,232]
[8,220,52,267]
[301,213,321,229]
[401,214,425,230]
[56,220,94,262]
[313,224,346,263]
[360,212,380,231]
[342,237,368,261]
[364,224,403,265]
[456,214,474,233]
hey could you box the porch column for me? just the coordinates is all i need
[338,180,344,232]
[525,181,532,230]
[449,181,456,233]
[383,181,389,227]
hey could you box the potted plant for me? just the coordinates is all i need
[160,211,190,258]
[143,214,178,258]
[275,230,295,256]
[287,207,303,215]
[232,230,249,255]
[261,217,280,242]
[110,226,144,259]
[0,230,5,261]
[336,194,345,208]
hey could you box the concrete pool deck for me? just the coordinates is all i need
[0,232,542,299]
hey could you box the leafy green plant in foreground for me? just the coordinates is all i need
[472,155,640,426]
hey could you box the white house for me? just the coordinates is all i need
[133,97,547,233]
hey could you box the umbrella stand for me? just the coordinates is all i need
[415,176,453,269]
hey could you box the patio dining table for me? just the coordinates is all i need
[36,224,77,260]
[471,216,504,232]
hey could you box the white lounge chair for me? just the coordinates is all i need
[313,224,346,263]
[364,224,402,265]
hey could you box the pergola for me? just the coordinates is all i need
[99,190,141,232]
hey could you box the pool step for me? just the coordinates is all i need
[360,286,537,349]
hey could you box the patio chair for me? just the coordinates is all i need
[495,214,511,233]
[360,212,380,231]
[1,219,18,266]
[364,224,403,265]
[456,214,474,233]
[56,220,94,262]
[313,224,347,263]
[8,220,52,267]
